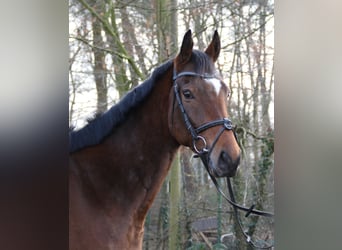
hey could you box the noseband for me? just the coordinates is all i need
[173,70,274,249]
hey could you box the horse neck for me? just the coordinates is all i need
[72,69,179,223]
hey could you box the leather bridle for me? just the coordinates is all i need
[173,70,234,159]
[173,70,274,249]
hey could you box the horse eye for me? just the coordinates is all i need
[182,89,194,99]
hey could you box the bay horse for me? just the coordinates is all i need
[69,30,241,250]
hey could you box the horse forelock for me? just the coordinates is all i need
[191,50,216,74]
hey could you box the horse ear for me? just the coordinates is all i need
[176,30,193,65]
[205,30,221,62]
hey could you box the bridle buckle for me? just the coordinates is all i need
[223,118,233,130]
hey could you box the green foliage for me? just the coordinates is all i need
[213,242,228,250]
[186,242,206,250]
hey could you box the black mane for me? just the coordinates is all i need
[69,60,173,153]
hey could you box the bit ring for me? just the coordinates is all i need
[193,136,208,154]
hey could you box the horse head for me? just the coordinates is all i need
[168,30,241,177]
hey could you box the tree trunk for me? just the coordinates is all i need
[232,173,248,249]
[90,0,107,113]
[180,147,195,248]
[169,152,181,250]
[156,1,181,248]
[156,0,178,61]
[104,0,130,98]
[248,0,272,241]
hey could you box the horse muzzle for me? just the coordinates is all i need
[206,151,240,177]
[217,151,240,177]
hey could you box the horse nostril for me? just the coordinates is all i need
[219,151,240,169]
[219,151,231,166]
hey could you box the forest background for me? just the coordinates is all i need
[69,0,274,249]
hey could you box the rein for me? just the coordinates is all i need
[173,70,274,249]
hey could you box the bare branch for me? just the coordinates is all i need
[77,0,144,80]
